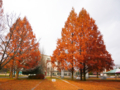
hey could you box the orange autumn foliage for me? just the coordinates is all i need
[5,17,41,77]
[76,8,114,74]
[51,8,114,80]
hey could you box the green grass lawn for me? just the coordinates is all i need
[0,74,28,78]
[0,74,9,77]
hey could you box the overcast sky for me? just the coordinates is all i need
[3,0,120,65]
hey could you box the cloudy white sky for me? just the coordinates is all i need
[3,0,120,65]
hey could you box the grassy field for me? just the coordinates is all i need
[0,76,120,90]
[0,74,28,77]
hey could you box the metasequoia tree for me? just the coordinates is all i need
[51,9,77,79]
[75,8,98,80]
[5,17,41,78]
[0,1,41,77]
[61,9,78,79]
[51,8,114,81]
[76,8,114,80]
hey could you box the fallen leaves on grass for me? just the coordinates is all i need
[52,79,79,90]
[0,78,41,90]
[0,78,120,90]
[65,79,120,90]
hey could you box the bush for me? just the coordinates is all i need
[28,74,44,79]
[89,72,93,75]
[22,66,40,75]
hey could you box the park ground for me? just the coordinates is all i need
[0,76,120,90]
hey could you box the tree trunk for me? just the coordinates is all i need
[80,69,82,80]
[79,47,82,81]
[71,71,73,80]
[0,63,2,70]
[83,63,86,81]
[71,67,74,80]
[13,59,15,77]
[97,72,98,78]
[13,68,15,77]
[83,69,86,81]
[10,67,13,78]
[15,70,19,79]
[51,69,52,78]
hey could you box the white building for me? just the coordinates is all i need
[41,54,58,76]
[42,54,89,79]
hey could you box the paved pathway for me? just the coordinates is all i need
[31,78,82,90]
